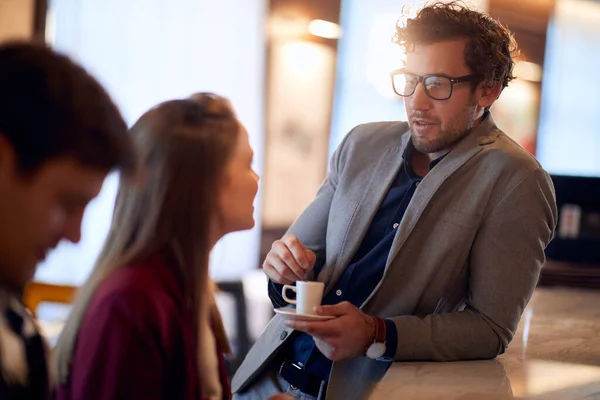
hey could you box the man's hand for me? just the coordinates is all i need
[284,301,376,361]
[263,234,317,285]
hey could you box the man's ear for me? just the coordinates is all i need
[477,81,503,109]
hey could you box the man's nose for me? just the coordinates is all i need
[409,82,432,111]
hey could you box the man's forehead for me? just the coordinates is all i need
[404,39,470,74]
[35,158,108,192]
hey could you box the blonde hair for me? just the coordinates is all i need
[54,93,238,383]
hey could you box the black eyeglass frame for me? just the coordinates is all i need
[390,69,483,100]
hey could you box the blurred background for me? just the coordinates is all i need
[2,0,599,372]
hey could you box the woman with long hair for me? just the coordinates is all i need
[54,93,259,400]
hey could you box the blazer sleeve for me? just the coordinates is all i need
[67,292,167,400]
[389,168,557,361]
[267,127,357,308]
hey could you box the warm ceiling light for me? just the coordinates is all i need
[269,16,308,38]
[514,60,543,82]
[308,19,342,39]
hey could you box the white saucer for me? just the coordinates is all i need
[274,308,336,322]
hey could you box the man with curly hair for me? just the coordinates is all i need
[233,3,557,399]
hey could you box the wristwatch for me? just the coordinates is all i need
[365,316,386,359]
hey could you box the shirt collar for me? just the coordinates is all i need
[402,139,447,177]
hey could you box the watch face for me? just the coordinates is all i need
[366,342,386,359]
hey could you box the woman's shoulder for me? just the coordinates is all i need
[86,254,185,326]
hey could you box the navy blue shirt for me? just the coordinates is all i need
[271,142,444,382]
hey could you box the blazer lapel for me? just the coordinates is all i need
[320,134,411,295]
[385,115,500,270]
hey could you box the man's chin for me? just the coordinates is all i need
[412,130,471,156]
[411,136,446,155]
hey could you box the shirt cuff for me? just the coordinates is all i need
[380,319,397,361]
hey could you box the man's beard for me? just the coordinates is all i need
[411,123,472,154]
[410,106,479,155]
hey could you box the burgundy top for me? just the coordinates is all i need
[55,253,231,400]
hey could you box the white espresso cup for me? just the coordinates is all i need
[281,281,325,315]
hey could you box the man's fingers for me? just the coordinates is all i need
[265,258,298,285]
[263,235,318,284]
[285,319,341,338]
[272,241,305,279]
[262,258,295,285]
[263,266,293,285]
[282,234,315,271]
[304,249,317,267]
[315,301,354,317]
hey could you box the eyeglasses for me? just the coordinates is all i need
[390,69,482,101]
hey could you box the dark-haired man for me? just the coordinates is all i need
[0,42,135,398]
[234,3,557,400]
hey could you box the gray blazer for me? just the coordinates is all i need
[232,115,557,399]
